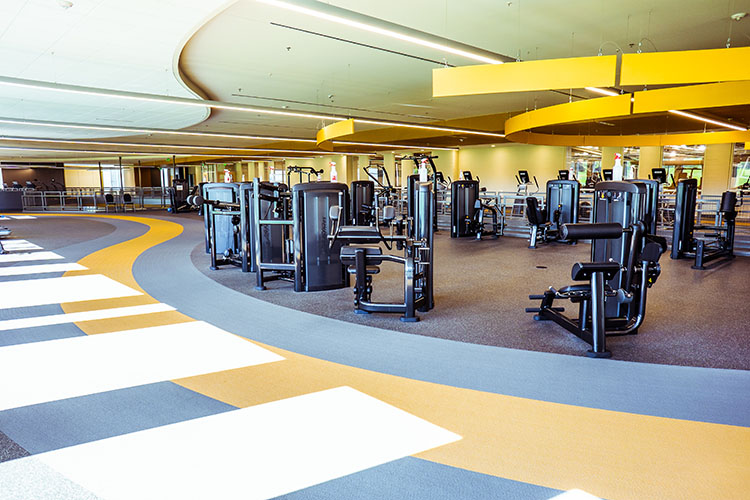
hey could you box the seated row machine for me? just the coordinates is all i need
[525,179,580,248]
[526,181,667,358]
[329,182,435,322]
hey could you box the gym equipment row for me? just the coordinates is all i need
[328,180,435,321]
[526,180,667,358]
[670,178,740,269]
[193,180,349,292]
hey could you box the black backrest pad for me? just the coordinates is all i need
[592,181,647,317]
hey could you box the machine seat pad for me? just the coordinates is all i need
[338,226,382,239]
[347,265,380,275]
[340,245,384,266]
[558,284,590,294]
[571,261,621,281]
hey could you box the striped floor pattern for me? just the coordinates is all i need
[1,215,747,500]
[0,226,470,499]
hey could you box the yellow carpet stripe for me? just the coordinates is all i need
[31,213,750,500]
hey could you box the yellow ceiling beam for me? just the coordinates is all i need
[620,46,750,85]
[433,47,750,99]
[505,79,750,146]
[316,119,355,145]
[633,80,750,113]
[432,55,617,97]
[505,94,632,136]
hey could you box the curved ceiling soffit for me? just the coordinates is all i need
[504,81,750,146]
[172,0,240,121]
[433,46,750,146]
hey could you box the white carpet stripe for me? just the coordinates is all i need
[0,274,141,309]
[0,321,284,411]
[1,239,43,251]
[0,303,175,331]
[30,387,460,500]
[9,215,36,219]
[0,251,64,263]
[0,262,86,277]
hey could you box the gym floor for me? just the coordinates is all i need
[0,212,748,500]
[193,214,750,370]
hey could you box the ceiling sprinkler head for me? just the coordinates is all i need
[731,12,747,21]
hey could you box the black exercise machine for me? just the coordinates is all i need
[194,182,247,270]
[525,179,580,248]
[286,165,323,185]
[451,172,500,240]
[526,181,667,358]
[360,164,401,222]
[350,180,375,225]
[329,182,434,321]
[167,178,195,213]
[193,180,350,292]
[650,168,667,184]
[670,178,739,269]
[254,180,349,291]
[405,154,442,232]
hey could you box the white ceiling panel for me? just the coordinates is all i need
[0,0,237,142]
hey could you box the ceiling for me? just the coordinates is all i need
[1,0,750,165]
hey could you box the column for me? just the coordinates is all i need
[638,146,663,179]
[702,143,733,195]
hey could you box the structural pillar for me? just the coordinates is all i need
[702,143,733,195]
[639,146,663,178]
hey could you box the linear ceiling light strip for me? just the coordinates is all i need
[353,119,505,138]
[0,76,338,121]
[666,110,747,132]
[0,117,317,143]
[0,136,369,155]
[257,0,508,65]
[333,140,458,150]
[0,78,499,139]
[0,145,373,157]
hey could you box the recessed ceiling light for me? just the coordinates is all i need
[57,0,74,9]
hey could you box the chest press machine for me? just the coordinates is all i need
[329,181,435,322]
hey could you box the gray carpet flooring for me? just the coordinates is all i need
[190,220,750,370]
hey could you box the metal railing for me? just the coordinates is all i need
[17,187,168,212]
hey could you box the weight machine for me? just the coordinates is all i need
[527,181,667,358]
[329,182,435,322]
